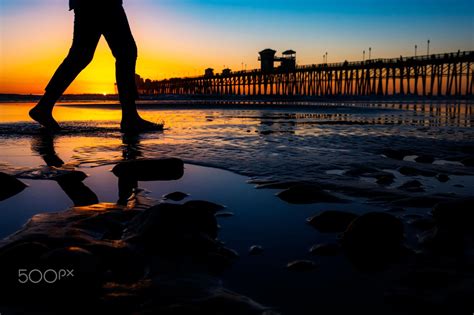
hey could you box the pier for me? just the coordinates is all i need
[138,50,474,97]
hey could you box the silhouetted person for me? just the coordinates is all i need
[29,0,161,133]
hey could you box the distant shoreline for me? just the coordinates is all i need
[1,93,473,104]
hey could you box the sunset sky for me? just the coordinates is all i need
[1,0,473,94]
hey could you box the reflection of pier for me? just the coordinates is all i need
[139,50,474,97]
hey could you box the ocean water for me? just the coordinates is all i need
[0,100,473,314]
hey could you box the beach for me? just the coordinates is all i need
[0,100,473,314]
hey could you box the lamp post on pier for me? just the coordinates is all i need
[427,39,430,55]
[369,47,372,60]
[363,50,365,62]
[415,44,418,57]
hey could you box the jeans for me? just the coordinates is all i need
[45,5,138,112]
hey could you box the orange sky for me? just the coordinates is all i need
[1,0,472,95]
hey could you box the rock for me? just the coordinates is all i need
[124,203,219,252]
[461,156,474,167]
[415,155,435,164]
[387,207,405,213]
[391,195,451,208]
[402,214,424,220]
[342,212,405,269]
[184,200,226,214]
[382,149,413,160]
[344,165,379,177]
[163,191,189,201]
[431,198,474,231]
[39,246,103,298]
[375,173,395,185]
[408,217,436,230]
[436,174,450,183]
[309,243,340,256]
[0,172,27,201]
[417,226,464,254]
[277,184,346,204]
[72,212,125,240]
[139,283,280,315]
[398,180,424,192]
[112,158,184,181]
[286,260,318,271]
[307,210,358,233]
[249,245,264,255]
[398,166,436,177]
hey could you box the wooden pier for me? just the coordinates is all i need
[138,51,474,97]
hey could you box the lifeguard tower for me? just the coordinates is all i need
[258,49,297,73]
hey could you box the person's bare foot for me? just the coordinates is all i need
[120,117,164,133]
[29,107,61,130]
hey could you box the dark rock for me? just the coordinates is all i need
[124,203,219,252]
[72,212,125,240]
[286,260,318,271]
[375,173,395,185]
[0,172,27,201]
[309,243,340,256]
[0,241,51,299]
[382,149,413,160]
[461,156,474,167]
[255,181,301,189]
[398,166,436,177]
[39,246,103,297]
[307,210,358,233]
[277,184,346,204]
[139,284,280,315]
[112,158,184,181]
[415,155,435,164]
[249,245,264,255]
[408,217,436,230]
[387,207,405,213]
[391,195,452,208]
[402,214,424,220]
[163,191,189,201]
[417,226,464,254]
[260,130,274,135]
[344,165,379,177]
[398,180,424,192]
[432,198,474,231]
[342,212,405,269]
[436,174,450,183]
[184,200,226,214]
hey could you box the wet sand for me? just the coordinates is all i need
[0,100,473,314]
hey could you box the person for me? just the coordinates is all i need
[29,0,162,132]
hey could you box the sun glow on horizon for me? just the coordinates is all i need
[0,0,472,94]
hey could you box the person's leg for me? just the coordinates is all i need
[103,5,162,132]
[30,9,101,129]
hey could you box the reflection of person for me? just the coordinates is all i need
[29,0,161,133]
[31,132,99,206]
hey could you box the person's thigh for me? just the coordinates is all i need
[102,6,137,60]
[68,9,102,60]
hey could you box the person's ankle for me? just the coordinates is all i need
[32,102,54,113]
